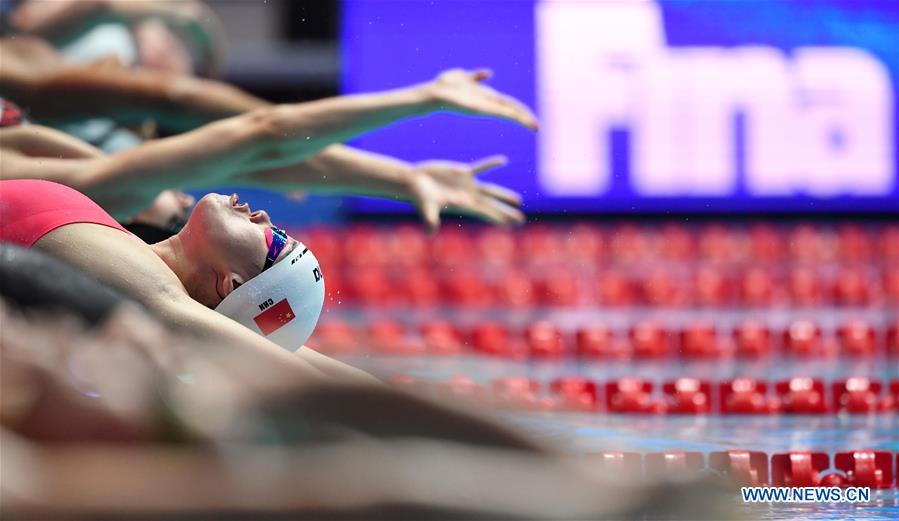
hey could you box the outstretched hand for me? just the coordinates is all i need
[406,155,525,232]
[423,69,539,130]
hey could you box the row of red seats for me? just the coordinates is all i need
[324,265,899,308]
[300,223,899,267]
[587,450,897,489]
[310,319,899,358]
[389,375,899,415]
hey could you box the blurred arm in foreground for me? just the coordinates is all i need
[0,295,739,521]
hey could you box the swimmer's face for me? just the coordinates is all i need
[183,193,297,307]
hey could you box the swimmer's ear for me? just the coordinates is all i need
[217,272,244,300]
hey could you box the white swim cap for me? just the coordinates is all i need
[215,242,324,351]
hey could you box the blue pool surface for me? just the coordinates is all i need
[340,353,899,520]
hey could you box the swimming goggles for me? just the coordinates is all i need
[263,226,289,272]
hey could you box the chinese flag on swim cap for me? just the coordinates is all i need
[253,298,296,336]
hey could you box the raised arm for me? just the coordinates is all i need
[51,69,535,219]
[0,38,264,131]
[10,1,207,38]
[245,144,525,231]
[10,0,222,68]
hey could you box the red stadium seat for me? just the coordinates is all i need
[606,378,660,414]
[477,228,518,266]
[539,269,582,306]
[698,224,736,263]
[303,226,343,267]
[789,268,825,306]
[680,323,723,358]
[387,374,428,392]
[885,267,899,304]
[885,226,899,262]
[629,321,671,358]
[321,269,347,309]
[644,452,705,477]
[662,378,711,414]
[782,320,825,357]
[493,270,537,308]
[837,321,877,357]
[589,452,642,478]
[436,375,488,403]
[307,320,358,355]
[832,378,882,414]
[659,224,693,262]
[561,224,604,264]
[888,322,899,356]
[885,380,899,412]
[576,324,626,359]
[720,378,775,414]
[609,225,651,265]
[349,266,398,306]
[431,228,473,267]
[525,321,566,359]
[732,320,772,358]
[443,269,493,308]
[420,320,465,356]
[368,320,423,355]
[402,267,442,307]
[833,267,872,307]
[739,267,777,307]
[520,225,562,269]
[386,225,428,267]
[788,225,832,264]
[549,377,599,412]
[836,225,873,263]
[491,377,551,410]
[595,269,637,307]
[641,269,687,308]
[344,226,391,266]
[834,451,894,489]
[748,224,783,263]
[776,378,827,414]
[492,376,540,394]
[709,451,769,486]
[471,322,525,358]
[694,266,732,307]
[771,452,830,486]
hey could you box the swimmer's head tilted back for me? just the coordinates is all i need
[173,192,324,350]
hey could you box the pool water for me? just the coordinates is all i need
[342,354,899,520]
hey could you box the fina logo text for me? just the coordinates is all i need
[537,0,894,197]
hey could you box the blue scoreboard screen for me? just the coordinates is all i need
[341,0,898,213]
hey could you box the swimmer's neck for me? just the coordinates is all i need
[150,234,201,296]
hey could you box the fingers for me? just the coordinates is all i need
[463,197,525,227]
[472,69,493,82]
[470,87,539,130]
[470,155,508,175]
[489,199,525,226]
[417,200,441,234]
[493,91,539,130]
[440,69,539,130]
[478,182,522,207]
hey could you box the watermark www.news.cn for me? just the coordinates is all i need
[741,487,871,503]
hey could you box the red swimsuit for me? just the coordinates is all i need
[0,180,129,247]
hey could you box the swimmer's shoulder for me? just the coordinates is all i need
[34,224,189,306]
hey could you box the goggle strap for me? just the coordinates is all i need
[263,227,288,272]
